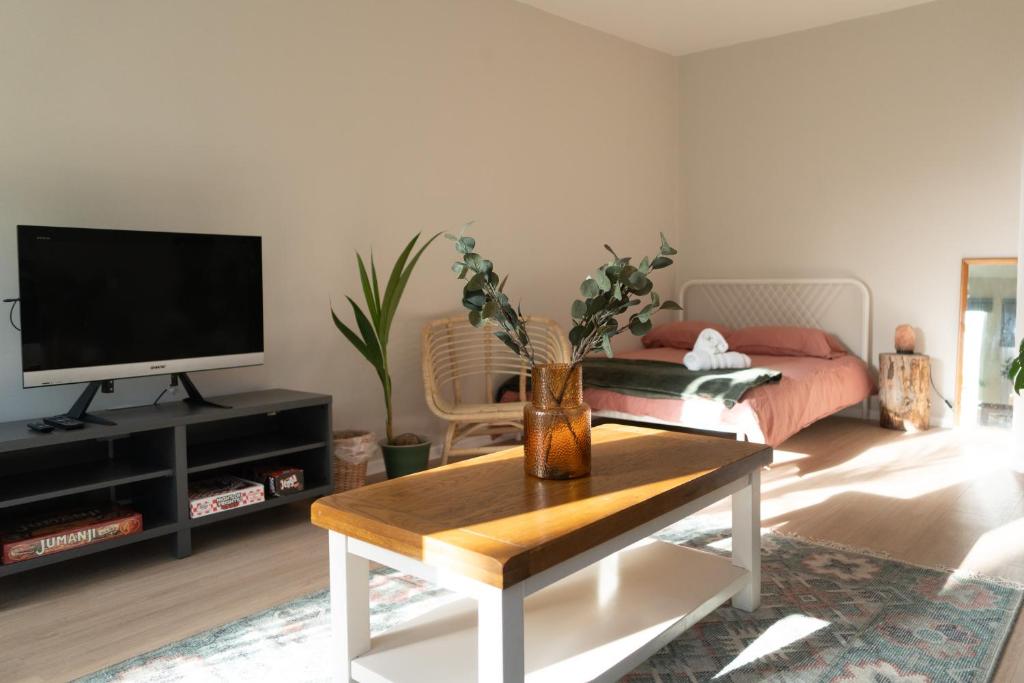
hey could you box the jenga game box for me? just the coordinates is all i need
[253,466,305,498]
[1,505,143,564]
[188,476,265,518]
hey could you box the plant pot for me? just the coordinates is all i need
[524,363,591,479]
[381,439,431,479]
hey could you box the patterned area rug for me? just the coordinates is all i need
[79,524,1022,682]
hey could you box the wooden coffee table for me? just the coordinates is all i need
[311,423,772,682]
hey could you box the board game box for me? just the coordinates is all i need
[1,505,143,565]
[253,466,305,497]
[188,476,265,518]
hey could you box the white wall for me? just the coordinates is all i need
[0,0,680,445]
[676,0,1024,424]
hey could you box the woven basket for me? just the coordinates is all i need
[332,430,376,493]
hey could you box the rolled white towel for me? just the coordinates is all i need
[693,328,729,355]
[683,349,752,371]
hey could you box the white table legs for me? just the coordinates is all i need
[730,469,761,612]
[477,583,525,682]
[330,532,370,683]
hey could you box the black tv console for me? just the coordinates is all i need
[0,389,332,577]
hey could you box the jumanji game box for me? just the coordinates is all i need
[1,505,144,564]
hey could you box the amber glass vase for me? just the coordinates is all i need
[524,363,591,479]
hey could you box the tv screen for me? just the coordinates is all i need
[18,225,264,388]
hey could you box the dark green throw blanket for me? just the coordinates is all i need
[581,358,782,408]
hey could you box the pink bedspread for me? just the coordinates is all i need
[584,348,875,447]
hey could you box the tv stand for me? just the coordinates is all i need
[175,373,230,410]
[0,389,332,578]
[64,381,117,426]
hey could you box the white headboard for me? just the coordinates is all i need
[678,278,872,366]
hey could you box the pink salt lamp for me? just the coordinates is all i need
[895,324,916,354]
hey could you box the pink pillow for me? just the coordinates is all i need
[727,326,837,359]
[642,321,732,350]
[826,334,849,357]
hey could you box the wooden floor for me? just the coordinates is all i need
[1,417,1022,681]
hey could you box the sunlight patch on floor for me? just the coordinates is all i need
[949,517,1024,584]
[714,614,830,678]
[756,428,1018,524]
[765,448,810,466]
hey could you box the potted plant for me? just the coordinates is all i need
[446,226,680,479]
[333,232,440,478]
[1009,339,1024,395]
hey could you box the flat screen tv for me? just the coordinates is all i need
[17,225,264,389]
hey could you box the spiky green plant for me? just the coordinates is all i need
[1009,339,1024,395]
[332,232,440,444]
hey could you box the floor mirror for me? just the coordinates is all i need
[956,257,1018,428]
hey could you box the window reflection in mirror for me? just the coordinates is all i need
[956,258,1018,428]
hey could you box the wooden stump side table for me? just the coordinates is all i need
[879,353,931,431]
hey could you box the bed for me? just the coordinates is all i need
[585,278,875,447]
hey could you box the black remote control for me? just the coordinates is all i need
[43,416,85,430]
[27,421,54,433]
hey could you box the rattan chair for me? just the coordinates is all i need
[421,315,570,465]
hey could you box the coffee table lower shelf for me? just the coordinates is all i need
[351,540,748,683]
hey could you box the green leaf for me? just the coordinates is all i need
[379,233,421,334]
[571,299,587,319]
[370,254,381,311]
[346,297,383,367]
[659,300,683,311]
[455,236,476,254]
[627,270,648,289]
[462,291,486,310]
[464,253,483,271]
[603,244,619,259]
[601,334,613,357]
[587,294,609,316]
[332,306,377,369]
[356,253,380,325]
[380,231,441,344]
[638,256,650,274]
[593,268,611,292]
[580,278,600,298]
[494,331,520,354]
[629,318,653,336]
[468,310,484,327]
[569,325,590,347]
[467,272,488,290]
[482,300,499,320]
[659,232,678,256]
[651,256,673,269]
